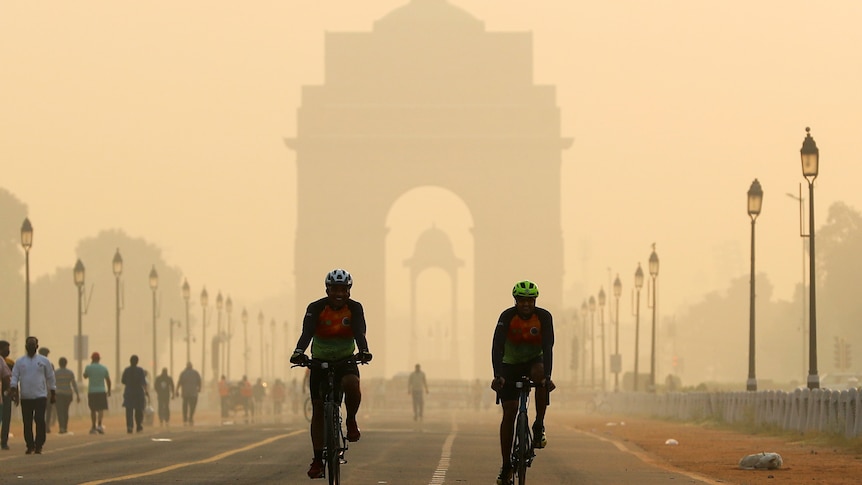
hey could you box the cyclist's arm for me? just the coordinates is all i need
[491,310,511,377]
[348,300,370,352]
[539,309,555,379]
[295,300,324,352]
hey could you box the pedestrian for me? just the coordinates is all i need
[253,378,266,419]
[83,352,111,434]
[37,347,55,433]
[0,348,10,443]
[289,268,373,479]
[54,357,79,434]
[0,340,15,450]
[272,378,286,417]
[239,375,253,422]
[121,355,148,433]
[490,280,555,485]
[177,362,201,426]
[153,368,175,426]
[218,375,230,418]
[408,363,429,421]
[9,336,57,454]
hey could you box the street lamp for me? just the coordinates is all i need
[787,190,807,379]
[149,265,159,379]
[633,263,644,391]
[216,292,223,378]
[74,259,85,381]
[242,308,249,376]
[588,296,596,390]
[270,318,277,379]
[800,127,820,389]
[225,296,233,380]
[21,218,33,338]
[612,275,622,392]
[182,279,191,363]
[112,248,123,380]
[648,245,659,392]
[258,311,265,379]
[747,179,763,391]
[169,318,180,378]
[579,300,588,386]
[200,287,209,383]
[598,287,607,392]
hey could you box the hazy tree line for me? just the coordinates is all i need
[1,187,291,383]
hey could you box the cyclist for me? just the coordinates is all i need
[491,280,555,485]
[290,268,373,480]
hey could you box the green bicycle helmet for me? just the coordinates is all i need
[512,280,539,298]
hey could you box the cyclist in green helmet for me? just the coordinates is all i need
[491,280,555,485]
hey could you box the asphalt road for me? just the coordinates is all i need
[0,407,714,484]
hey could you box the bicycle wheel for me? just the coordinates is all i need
[304,397,313,422]
[325,402,341,485]
[513,412,529,484]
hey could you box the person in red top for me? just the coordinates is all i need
[490,280,555,485]
[290,268,372,480]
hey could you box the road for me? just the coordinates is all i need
[0,407,715,484]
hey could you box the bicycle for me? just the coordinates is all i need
[293,354,367,485]
[303,396,313,422]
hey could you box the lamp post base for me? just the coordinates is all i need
[807,374,820,389]
[746,378,757,391]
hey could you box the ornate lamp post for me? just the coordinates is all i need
[598,287,607,392]
[588,296,596,390]
[746,179,763,391]
[169,318,180,378]
[270,318,277,378]
[112,249,123,380]
[612,275,622,392]
[242,308,249,377]
[633,263,644,391]
[74,259,85,381]
[182,279,191,363]
[200,287,209,383]
[225,296,233,380]
[800,127,821,389]
[21,218,33,338]
[216,292,223,378]
[648,245,660,392]
[149,265,159,378]
[579,300,588,386]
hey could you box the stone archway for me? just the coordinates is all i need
[286,0,570,378]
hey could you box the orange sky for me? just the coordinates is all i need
[3,0,861,323]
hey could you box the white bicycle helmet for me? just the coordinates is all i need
[325,268,353,287]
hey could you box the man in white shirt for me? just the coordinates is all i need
[9,337,56,455]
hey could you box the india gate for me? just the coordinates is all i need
[286,0,570,380]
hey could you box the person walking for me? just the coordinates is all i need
[0,340,15,450]
[290,268,373,479]
[9,336,56,454]
[53,357,79,434]
[177,362,201,426]
[83,352,111,434]
[239,375,253,422]
[0,349,10,444]
[272,378,286,418]
[408,363,429,421]
[218,375,230,418]
[252,378,266,420]
[153,368,175,426]
[490,280,555,485]
[37,347,55,433]
[121,355,148,433]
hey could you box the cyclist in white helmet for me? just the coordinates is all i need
[290,268,372,480]
[491,280,555,485]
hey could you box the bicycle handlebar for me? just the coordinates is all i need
[291,353,370,370]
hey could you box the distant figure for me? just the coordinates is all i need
[9,336,56,454]
[37,347,55,433]
[83,351,111,434]
[407,364,429,421]
[121,355,148,433]
[1,340,16,449]
[154,368,175,426]
[53,357,79,434]
[218,375,230,418]
[239,375,253,421]
[253,378,266,418]
[177,362,201,426]
[272,379,286,417]
[0,345,10,443]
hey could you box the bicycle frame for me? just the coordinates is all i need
[512,376,537,485]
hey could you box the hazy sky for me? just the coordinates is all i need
[3,1,861,322]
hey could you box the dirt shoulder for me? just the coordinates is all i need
[569,412,862,484]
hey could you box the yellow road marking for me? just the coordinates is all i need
[78,430,303,485]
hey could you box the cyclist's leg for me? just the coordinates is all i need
[530,362,548,423]
[342,374,361,420]
[499,400,517,467]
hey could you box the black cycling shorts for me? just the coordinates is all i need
[496,356,543,403]
[309,361,360,400]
